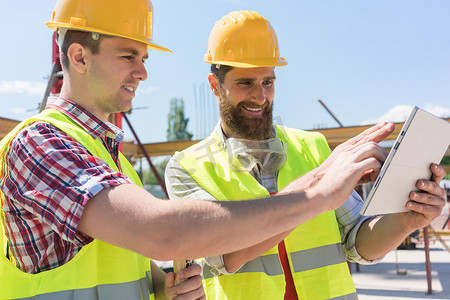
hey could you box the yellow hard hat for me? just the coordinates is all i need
[204,11,287,68]
[45,0,171,53]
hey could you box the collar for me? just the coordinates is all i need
[45,96,124,143]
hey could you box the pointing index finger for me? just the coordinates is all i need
[346,122,395,147]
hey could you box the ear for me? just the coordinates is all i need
[67,43,88,74]
[208,73,220,97]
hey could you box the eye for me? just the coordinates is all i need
[238,81,252,87]
[263,80,274,86]
[123,56,133,61]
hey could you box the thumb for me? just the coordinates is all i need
[165,272,177,299]
[165,272,175,288]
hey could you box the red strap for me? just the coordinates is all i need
[270,191,298,299]
[278,241,299,300]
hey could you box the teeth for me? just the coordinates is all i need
[124,86,135,92]
[244,106,262,112]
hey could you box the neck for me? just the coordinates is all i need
[59,79,110,123]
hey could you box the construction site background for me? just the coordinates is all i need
[353,208,450,300]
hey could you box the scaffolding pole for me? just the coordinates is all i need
[318,99,344,128]
[121,113,169,199]
[423,226,433,295]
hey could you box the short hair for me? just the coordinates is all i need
[210,64,233,85]
[59,30,108,71]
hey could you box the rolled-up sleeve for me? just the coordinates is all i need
[336,190,382,264]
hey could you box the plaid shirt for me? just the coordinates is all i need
[1,97,133,274]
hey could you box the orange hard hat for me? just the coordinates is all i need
[204,11,287,67]
[46,0,171,52]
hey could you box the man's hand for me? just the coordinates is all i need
[317,121,394,185]
[356,163,447,261]
[165,263,205,300]
[283,122,395,211]
[401,163,447,231]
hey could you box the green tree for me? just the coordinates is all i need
[141,157,170,185]
[442,156,450,180]
[167,98,193,141]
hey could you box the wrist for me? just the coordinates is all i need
[279,167,323,196]
[304,188,332,214]
[384,213,417,236]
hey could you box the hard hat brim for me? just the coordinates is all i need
[46,22,172,53]
[203,57,288,68]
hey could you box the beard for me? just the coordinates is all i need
[219,90,273,140]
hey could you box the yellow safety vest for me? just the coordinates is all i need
[177,125,357,300]
[0,109,154,299]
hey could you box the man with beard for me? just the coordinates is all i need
[164,11,447,299]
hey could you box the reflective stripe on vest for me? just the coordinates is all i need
[330,293,359,300]
[0,109,153,299]
[203,253,283,279]
[17,272,154,300]
[291,243,346,273]
[203,243,346,280]
[177,125,356,300]
[203,244,346,279]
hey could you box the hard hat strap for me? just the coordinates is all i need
[56,28,68,47]
[91,32,100,41]
[56,28,101,48]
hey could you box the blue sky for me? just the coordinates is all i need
[1,0,449,143]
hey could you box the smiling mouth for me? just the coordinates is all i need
[243,106,263,112]
[123,86,136,93]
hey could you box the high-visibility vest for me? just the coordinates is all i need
[0,109,154,300]
[177,125,357,300]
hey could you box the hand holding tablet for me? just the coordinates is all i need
[361,107,450,216]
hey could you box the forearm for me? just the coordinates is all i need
[158,190,327,260]
[79,183,328,261]
[355,214,414,261]
[222,179,318,273]
[223,229,293,273]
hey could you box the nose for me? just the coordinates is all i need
[252,84,266,105]
[132,61,148,81]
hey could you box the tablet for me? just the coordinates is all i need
[360,107,450,216]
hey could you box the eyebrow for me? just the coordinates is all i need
[117,48,149,60]
[235,75,276,82]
